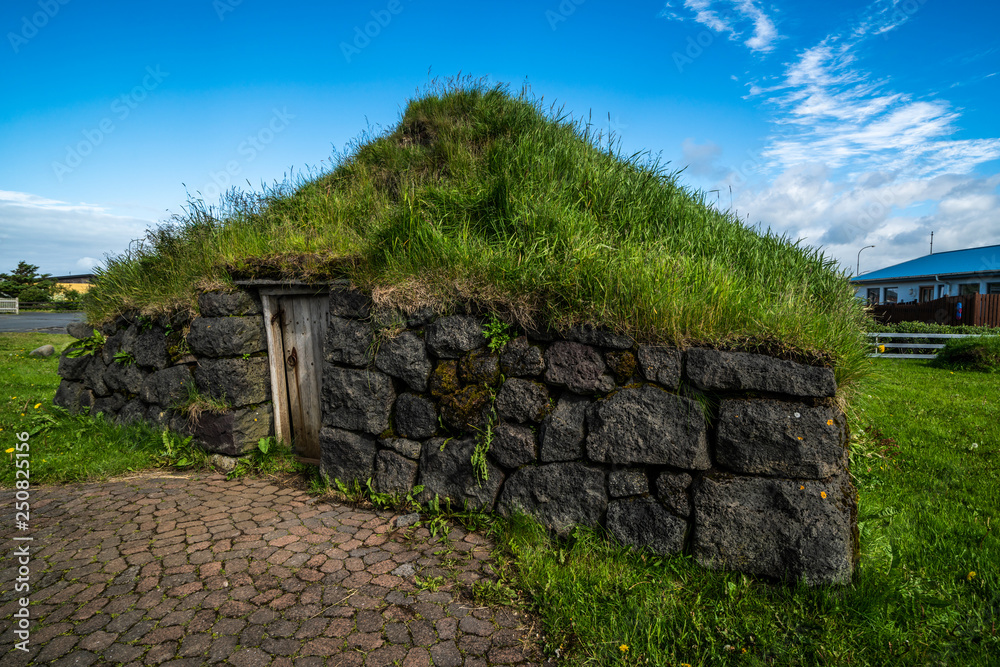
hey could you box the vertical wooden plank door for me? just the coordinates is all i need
[262,293,329,464]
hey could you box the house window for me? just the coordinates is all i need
[919,285,934,302]
[884,288,898,304]
[959,283,981,295]
[866,288,879,305]
[988,283,1000,294]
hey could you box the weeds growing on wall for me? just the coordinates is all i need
[85,76,870,388]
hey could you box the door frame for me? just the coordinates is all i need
[259,286,329,462]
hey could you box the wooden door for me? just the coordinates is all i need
[262,292,329,463]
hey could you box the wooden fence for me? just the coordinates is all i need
[870,294,1000,327]
[866,332,989,359]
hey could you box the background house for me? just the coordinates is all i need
[851,244,1000,305]
[52,274,95,295]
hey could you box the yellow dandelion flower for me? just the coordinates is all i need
[826,419,834,426]
[5,447,14,454]
[797,436,803,440]
[820,491,827,499]
[34,403,41,409]
[968,571,977,580]
[799,485,804,490]
[877,344,885,353]
[619,644,628,653]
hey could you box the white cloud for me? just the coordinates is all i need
[663,0,780,52]
[702,1,1000,274]
[0,191,153,276]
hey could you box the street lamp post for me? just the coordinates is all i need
[857,245,875,276]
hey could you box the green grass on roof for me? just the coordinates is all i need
[86,78,870,388]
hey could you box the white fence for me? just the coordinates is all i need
[867,332,993,359]
[0,298,17,314]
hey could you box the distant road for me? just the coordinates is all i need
[0,311,84,333]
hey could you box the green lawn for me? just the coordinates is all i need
[0,332,179,485]
[489,359,999,665]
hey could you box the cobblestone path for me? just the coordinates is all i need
[0,472,552,666]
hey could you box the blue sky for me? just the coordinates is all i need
[1,0,997,278]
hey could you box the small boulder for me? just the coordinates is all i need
[324,316,374,367]
[29,345,55,358]
[321,366,395,435]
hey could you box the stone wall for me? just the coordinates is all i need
[54,291,274,456]
[321,290,858,585]
[55,284,859,585]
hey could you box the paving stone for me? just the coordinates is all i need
[0,472,547,666]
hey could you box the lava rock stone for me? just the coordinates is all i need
[195,357,270,407]
[198,290,261,317]
[607,497,687,554]
[539,395,589,462]
[496,379,549,424]
[489,421,537,470]
[417,437,505,511]
[686,348,836,398]
[692,474,857,585]
[586,385,710,469]
[544,341,614,394]
[716,399,848,479]
[394,393,437,440]
[324,316,374,368]
[187,317,266,358]
[319,427,378,485]
[328,288,371,319]
[565,324,634,350]
[375,331,433,392]
[636,346,682,390]
[425,316,487,359]
[608,469,649,498]
[321,366,395,435]
[655,472,692,517]
[139,365,193,407]
[373,450,419,495]
[382,438,422,460]
[500,337,545,377]
[498,462,607,536]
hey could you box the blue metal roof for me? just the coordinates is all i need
[851,244,1000,283]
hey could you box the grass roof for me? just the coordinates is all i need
[87,78,870,387]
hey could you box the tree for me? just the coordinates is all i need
[0,261,56,299]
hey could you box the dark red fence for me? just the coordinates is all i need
[871,294,1000,326]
